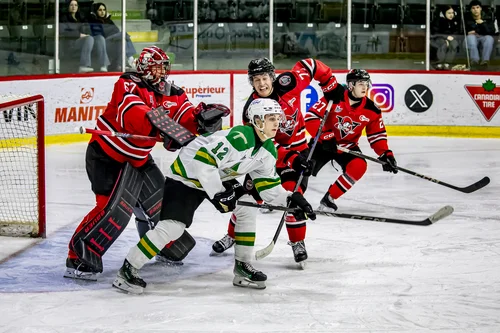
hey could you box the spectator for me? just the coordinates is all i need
[89,3,136,71]
[60,0,110,73]
[431,6,461,70]
[464,0,496,69]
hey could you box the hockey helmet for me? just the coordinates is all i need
[247,98,283,130]
[136,46,171,85]
[248,58,276,85]
[346,69,371,89]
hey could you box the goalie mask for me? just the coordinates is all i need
[247,98,284,134]
[136,46,171,86]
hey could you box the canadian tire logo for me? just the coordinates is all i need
[465,79,500,122]
[404,84,433,113]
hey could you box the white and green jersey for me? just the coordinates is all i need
[167,125,290,205]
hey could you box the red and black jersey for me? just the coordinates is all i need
[305,87,390,156]
[243,58,337,168]
[91,73,198,167]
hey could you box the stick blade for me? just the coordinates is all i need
[255,242,275,261]
[461,177,490,193]
[427,205,454,224]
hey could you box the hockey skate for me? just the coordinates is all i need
[210,234,235,256]
[112,259,147,294]
[289,240,308,269]
[318,192,338,212]
[63,258,98,281]
[232,260,267,289]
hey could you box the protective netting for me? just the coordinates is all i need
[0,94,45,237]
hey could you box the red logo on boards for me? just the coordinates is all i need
[465,79,500,122]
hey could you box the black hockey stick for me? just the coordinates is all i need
[336,146,490,194]
[255,100,334,261]
[238,201,454,226]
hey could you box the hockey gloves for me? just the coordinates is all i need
[285,150,315,176]
[378,150,398,174]
[211,181,238,213]
[288,192,316,221]
[320,74,344,104]
[194,102,231,134]
[318,131,337,152]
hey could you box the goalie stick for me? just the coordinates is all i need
[77,126,161,141]
[238,201,454,226]
[336,146,490,194]
[255,100,334,261]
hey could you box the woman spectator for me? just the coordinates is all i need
[431,6,461,70]
[60,0,110,72]
[89,3,137,71]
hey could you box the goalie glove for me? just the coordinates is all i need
[194,102,231,134]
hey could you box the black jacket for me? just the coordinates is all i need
[431,16,461,37]
[60,13,91,40]
[88,14,120,38]
[465,12,497,36]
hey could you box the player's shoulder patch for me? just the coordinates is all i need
[364,98,381,114]
[275,72,297,93]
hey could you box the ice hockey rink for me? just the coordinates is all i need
[0,136,499,332]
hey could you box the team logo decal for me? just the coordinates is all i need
[280,108,298,136]
[162,101,177,110]
[279,75,291,86]
[335,115,361,139]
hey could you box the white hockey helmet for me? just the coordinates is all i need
[247,98,284,130]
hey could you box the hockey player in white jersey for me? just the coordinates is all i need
[112,98,316,294]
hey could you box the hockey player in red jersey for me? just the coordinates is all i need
[305,69,398,211]
[64,46,228,280]
[211,57,344,264]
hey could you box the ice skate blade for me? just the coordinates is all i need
[155,255,184,266]
[232,276,266,289]
[112,277,144,294]
[209,250,231,257]
[298,261,306,270]
[63,268,97,281]
[317,205,337,213]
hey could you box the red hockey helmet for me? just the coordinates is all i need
[136,46,171,85]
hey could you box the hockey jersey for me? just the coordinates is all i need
[91,73,199,167]
[305,88,390,156]
[166,125,290,205]
[243,59,337,169]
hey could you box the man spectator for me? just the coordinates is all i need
[465,0,497,70]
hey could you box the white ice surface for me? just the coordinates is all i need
[0,137,499,332]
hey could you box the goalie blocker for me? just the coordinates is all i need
[70,162,195,273]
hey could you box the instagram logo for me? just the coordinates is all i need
[368,84,394,112]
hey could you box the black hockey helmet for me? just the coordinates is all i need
[346,69,371,89]
[248,58,276,85]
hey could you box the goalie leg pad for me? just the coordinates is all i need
[137,158,165,224]
[158,230,196,262]
[72,163,143,272]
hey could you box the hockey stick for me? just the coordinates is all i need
[336,146,490,194]
[238,201,454,226]
[77,126,162,141]
[255,100,334,261]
